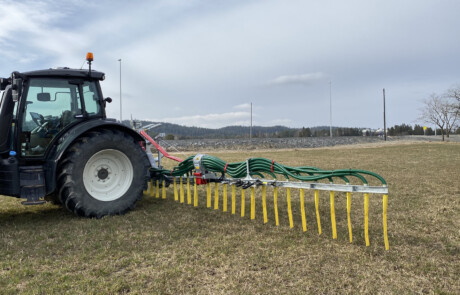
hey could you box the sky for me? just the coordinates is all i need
[1,0,459,129]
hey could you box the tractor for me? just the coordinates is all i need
[1,53,391,249]
[0,53,150,217]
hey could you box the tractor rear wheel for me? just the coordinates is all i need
[57,129,150,218]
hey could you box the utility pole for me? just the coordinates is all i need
[250,102,253,141]
[118,59,122,123]
[383,88,387,141]
[329,81,332,137]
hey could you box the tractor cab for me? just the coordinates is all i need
[0,53,148,216]
[1,68,107,158]
[19,69,106,157]
[0,53,127,205]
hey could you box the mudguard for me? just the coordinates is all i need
[44,119,145,194]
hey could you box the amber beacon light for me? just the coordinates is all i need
[86,52,94,62]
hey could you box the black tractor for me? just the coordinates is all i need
[0,53,150,217]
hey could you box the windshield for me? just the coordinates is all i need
[22,78,81,132]
[20,77,101,157]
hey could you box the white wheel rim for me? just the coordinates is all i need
[83,149,134,202]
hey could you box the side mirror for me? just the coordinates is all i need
[103,97,112,108]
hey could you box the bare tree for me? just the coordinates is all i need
[419,93,459,141]
[444,86,460,136]
[445,105,459,138]
[445,86,460,126]
[446,85,460,105]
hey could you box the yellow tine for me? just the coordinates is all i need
[206,183,211,208]
[193,178,198,207]
[187,177,192,205]
[347,192,353,243]
[223,184,228,212]
[274,187,279,226]
[173,178,178,201]
[287,188,293,228]
[179,177,184,203]
[161,180,166,199]
[262,186,268,224]
[330,191,337,239]
[364,193,370,246]
[314,190,321,235]
[250,187,255,220]
[300,189,307,232]
[150,180,155,197]
[241,188,245,217]
[383,194,390,250]
[231,184,236,214]
[214,182,219,210]
[155,180,160,198]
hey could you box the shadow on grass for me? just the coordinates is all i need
[0,199,68,224]
[0,195,169,227]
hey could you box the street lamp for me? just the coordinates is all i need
[329,81,332,137]
[118,59,122,123]
[383,88,387,141]
[250,102,253,141]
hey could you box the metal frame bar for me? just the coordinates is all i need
[163,175,388,195]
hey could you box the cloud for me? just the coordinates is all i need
[148,111,251,128]
[267,73,327,86]
[0,0,90,68]
[233,103,251,109]
[3,0,460,129]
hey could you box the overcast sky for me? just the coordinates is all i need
[1,0,459,129]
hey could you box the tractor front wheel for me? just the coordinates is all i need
[57,129,150,218]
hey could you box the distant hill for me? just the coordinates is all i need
[124,120,293,139]
[122,120,452,138]
[123,120,370,139]
[123,120,368,139]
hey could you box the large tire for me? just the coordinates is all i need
[57,129,150,218]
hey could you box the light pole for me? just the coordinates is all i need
[329,81,332,137]
[118,59,122,123]
[250,102,253,141]
[383,88,387,141]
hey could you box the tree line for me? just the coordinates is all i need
[140,122,459,140]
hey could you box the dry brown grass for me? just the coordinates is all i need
[0,142,459,294]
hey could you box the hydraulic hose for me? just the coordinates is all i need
[150,154,387,186]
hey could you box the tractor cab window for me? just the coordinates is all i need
[20,78,82,157]
[81,81,101,115]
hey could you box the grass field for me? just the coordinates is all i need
[1,142,459,294]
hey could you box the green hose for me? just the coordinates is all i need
[150,154,387,186]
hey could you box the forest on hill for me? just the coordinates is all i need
[126,120,455,140]
[127,120,368,139]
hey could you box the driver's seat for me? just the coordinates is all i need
[60,110,73,128]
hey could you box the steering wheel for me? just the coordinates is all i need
[30,112,44,127]
[30,111,50,134]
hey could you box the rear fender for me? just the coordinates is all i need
[44,119,145,194]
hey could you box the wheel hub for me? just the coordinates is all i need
[83,149,134,202]
[97,167,109,180]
